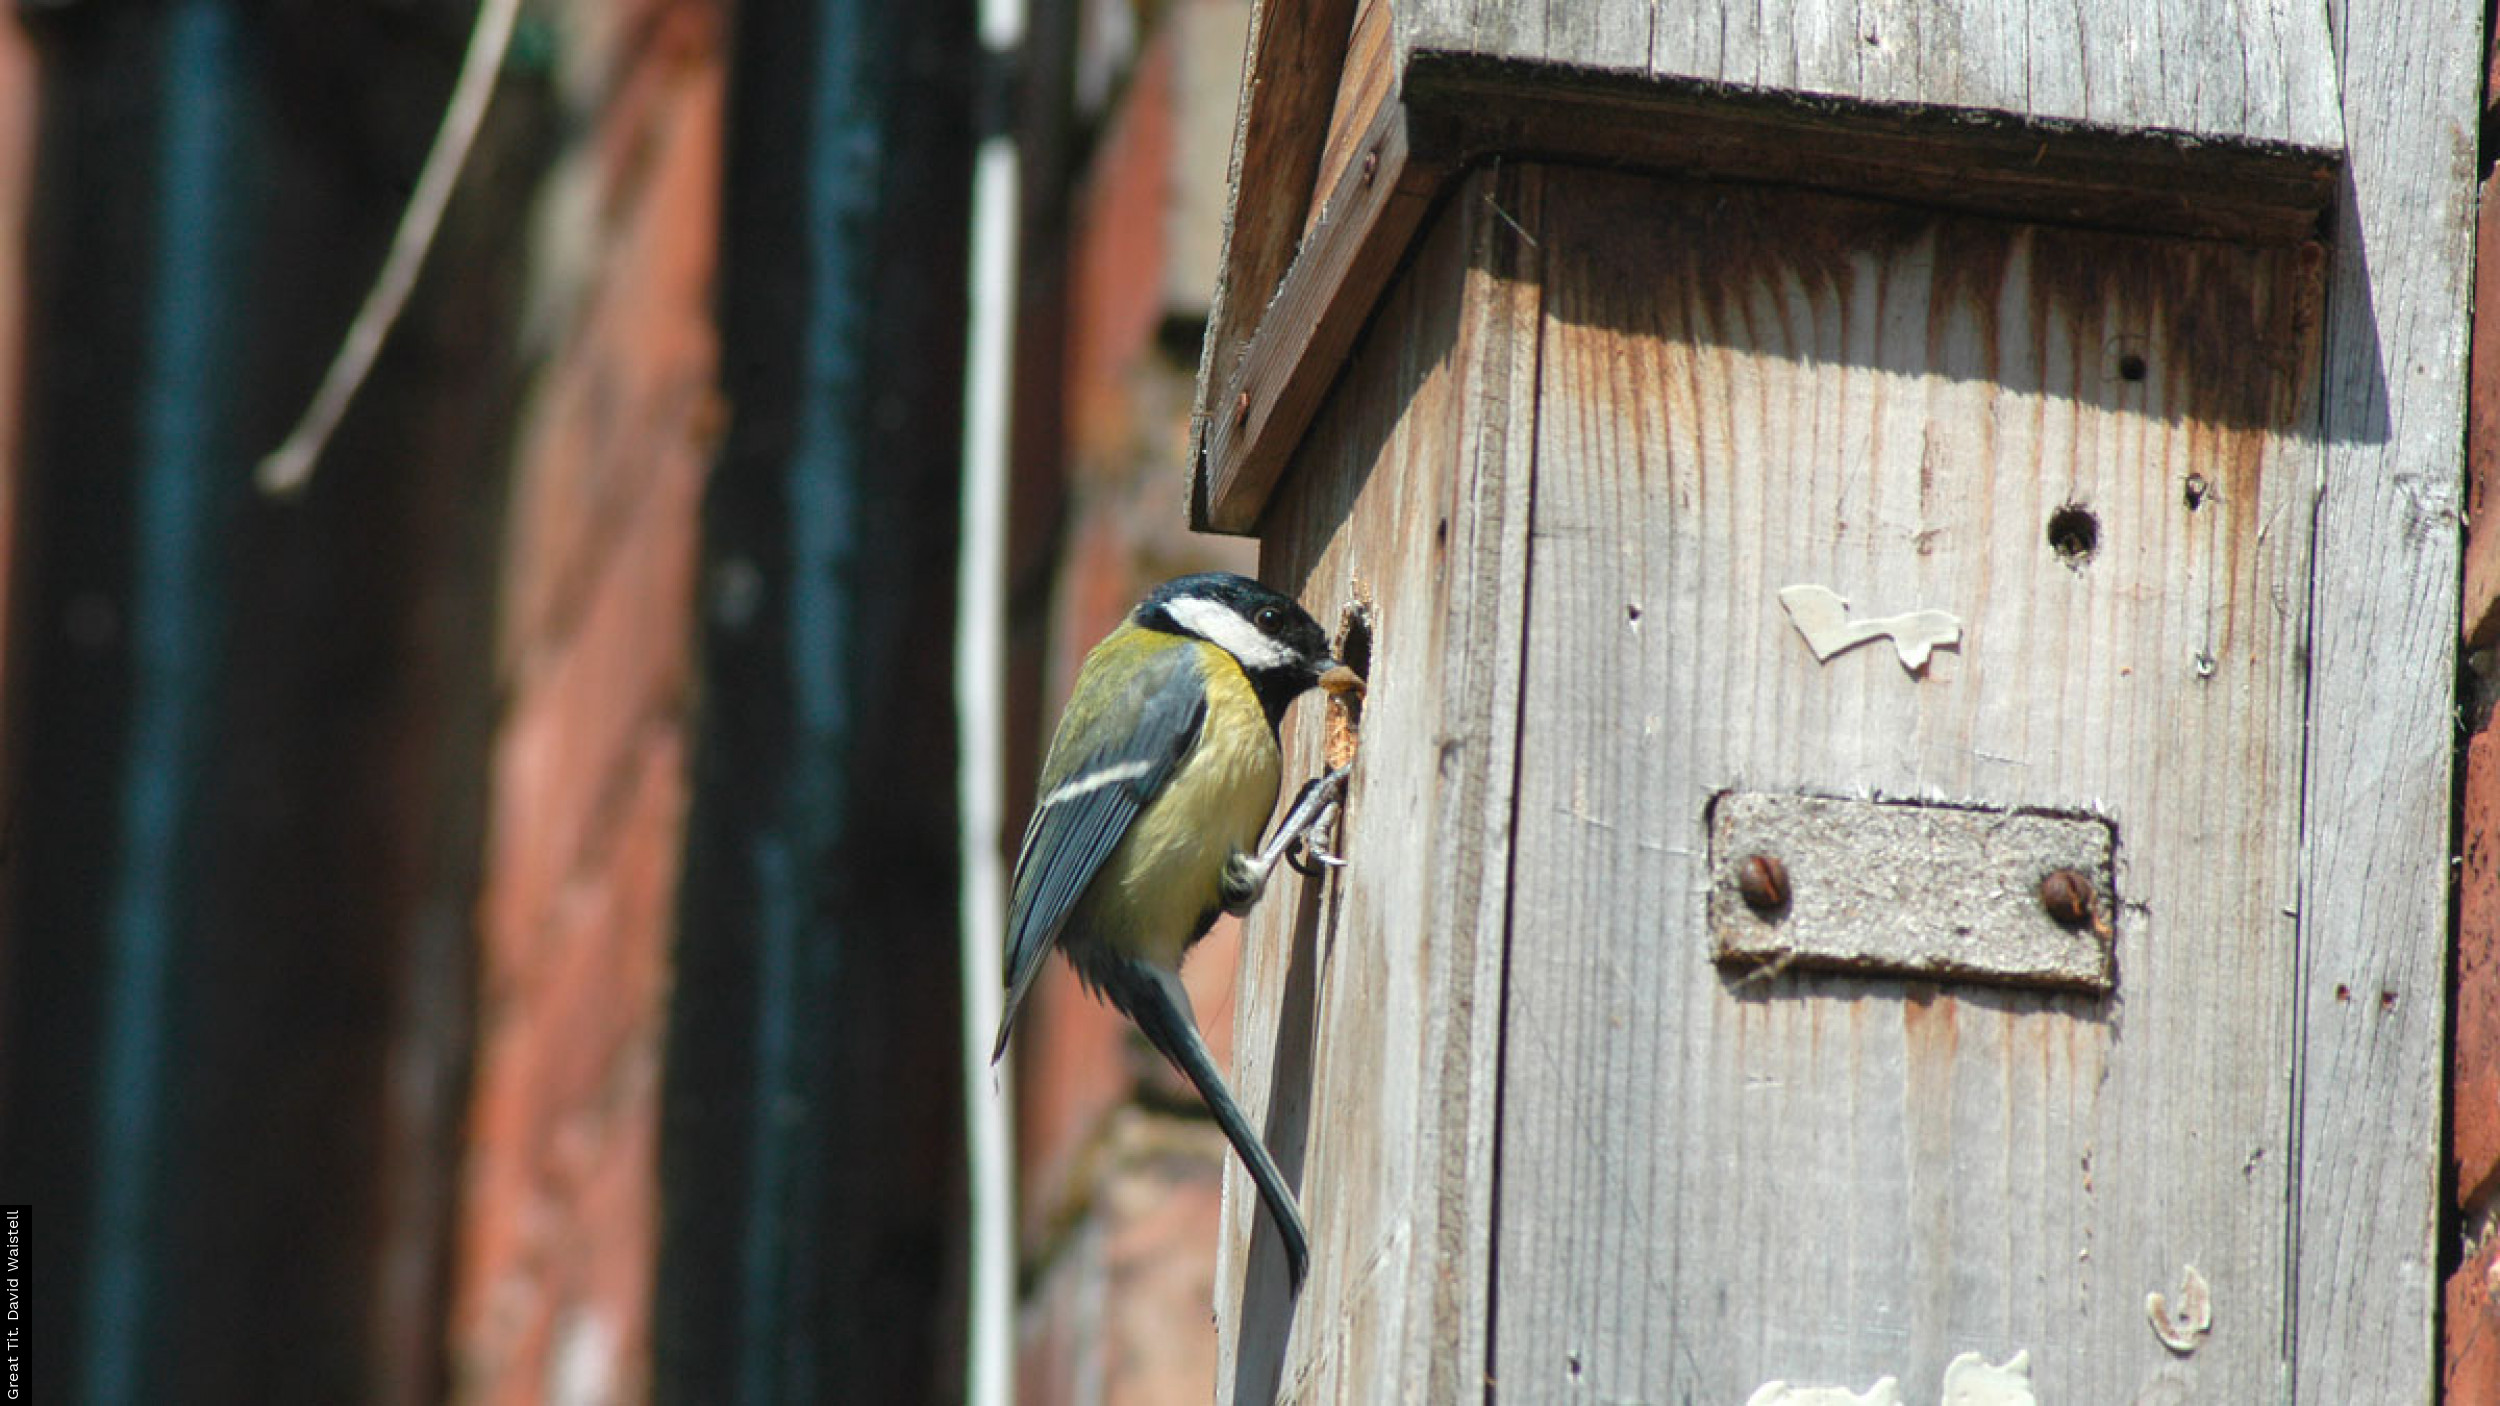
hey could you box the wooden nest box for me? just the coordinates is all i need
[1195,2,2469,1402]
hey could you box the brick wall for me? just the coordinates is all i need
[447,4,722,1401]
[2460,718,2500,1398]
[2451,30,2500,1402]
[1011,5,1262,1402]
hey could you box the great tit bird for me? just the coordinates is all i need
[993,572,1348,1290]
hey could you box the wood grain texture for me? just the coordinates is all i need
[1305,0,1393,240]
[2290,0,2475,1393]
[1195,19,2340,535]
[1397,55,2340,247]
[1191,0,1357,518]
[1197,99,1452,534]
[1493,171,2326,1402]
[1214,165,1543,1403]
[1197,0,2345,537]
[1398,0,2341,153]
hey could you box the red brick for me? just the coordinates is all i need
[587,4,726,214]
[499,728,682,1108]
[543,1049,661,1405]
[503,60,724,674]
[2461,722,2500,1209]
[1018,962,1139,1247]
[1065,33,1176,472]
[480,416,704,963]
[449,13,715,1399]
[1014,1218,1090,1406]
[2465,157,2500,643]
[1096,1129,1225,1404]
[453,729,682,1399]
[1017,1116,1225,1406]
[2454,1229,2500,1403]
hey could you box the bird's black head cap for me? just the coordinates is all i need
[1136,572,1334,730]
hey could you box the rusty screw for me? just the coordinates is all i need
[1736,854,1790,915]
[2040,869,2094,928]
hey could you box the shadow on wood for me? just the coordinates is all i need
[1231,866,1332,1403]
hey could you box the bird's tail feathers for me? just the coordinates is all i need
[1106,961,1310,1292]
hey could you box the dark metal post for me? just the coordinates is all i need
[654,0,975,1399]
[0,4,538,1398]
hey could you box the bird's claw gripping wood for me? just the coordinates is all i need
[1285,840,1344,878]
[1226,765,1353,912]
[1286,785,1348,877]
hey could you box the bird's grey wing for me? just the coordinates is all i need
[993,648,1206,1060]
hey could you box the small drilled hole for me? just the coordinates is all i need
[2047,504,2099,563]
[2183,474,2209,511]
[1335,601,1373,681]
[2117,352,2148,382]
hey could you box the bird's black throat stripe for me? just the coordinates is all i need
[1241,660,1317,732]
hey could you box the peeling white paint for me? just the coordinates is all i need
[1940,1349,2036,1405]
[1778,584,1963,672]
[1746,1349,2033,1406]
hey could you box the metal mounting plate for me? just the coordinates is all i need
[1707,792,2117,992]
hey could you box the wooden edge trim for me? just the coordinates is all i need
[1192,47,2348,536]
[1403,51,2344,246]
[1197,100,1453,533]
[1189,0,1360,518]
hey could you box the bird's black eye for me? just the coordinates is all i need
[1255,606,1283,631]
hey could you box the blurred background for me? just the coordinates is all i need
[0,0,1259,1400]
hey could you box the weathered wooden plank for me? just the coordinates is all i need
[1199,0,2347,538]
[1304,0,1394,239]
[1215,164,1542,1403]
[1196,47,2341,532]
[1191,0,1357,502]
[1494,170,2324,1402]
[1398,56,2340,247]
[2290,0,2476,1392]
[1397,0,2341,154]
[1541,0,1651,73]
[1197,98,1451,533]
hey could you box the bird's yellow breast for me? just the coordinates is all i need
[1072,641,1279,970]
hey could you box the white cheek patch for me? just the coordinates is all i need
[1038,759,1155,809]
[1162,596,1294,672]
